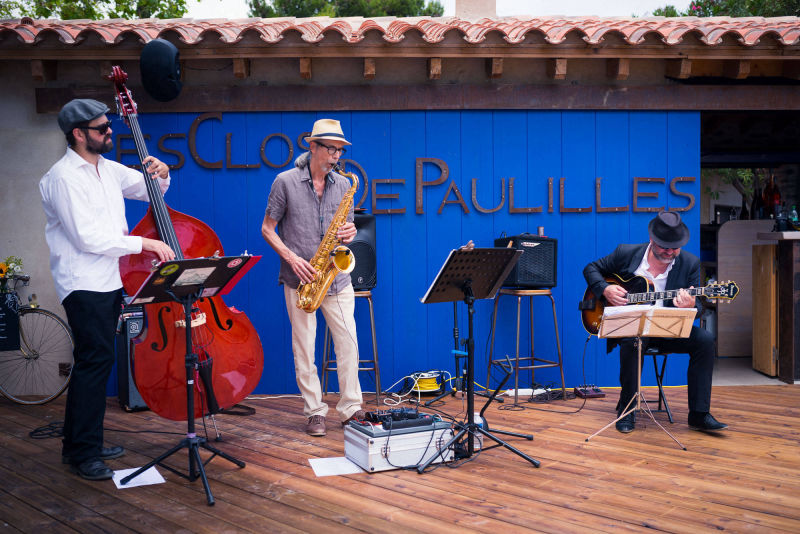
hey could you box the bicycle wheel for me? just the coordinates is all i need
[0,308,74,405]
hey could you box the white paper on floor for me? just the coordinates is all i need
[308,456,364,477]
[113,466,166,489]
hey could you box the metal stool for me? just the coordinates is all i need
[321,290,381,405]
[644,348,674,423]
[486,288,566,406]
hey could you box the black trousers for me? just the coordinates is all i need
[61,288,122,464]
[616,325,715,415]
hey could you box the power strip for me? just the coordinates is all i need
[574,385,605,398]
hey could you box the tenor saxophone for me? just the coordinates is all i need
[296,164,359,313]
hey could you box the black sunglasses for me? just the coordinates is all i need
[80,121,112,135]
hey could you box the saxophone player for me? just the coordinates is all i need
[261,119,365,437]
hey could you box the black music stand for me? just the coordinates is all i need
[417,248,541,473]
[120,255,260,505]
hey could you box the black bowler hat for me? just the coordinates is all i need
[140,38,182,102]
[648,211,690,248]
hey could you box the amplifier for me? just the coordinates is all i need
[494,234,558,288]
[115,304,148,411]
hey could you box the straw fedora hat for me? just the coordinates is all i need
[304,119,351,146]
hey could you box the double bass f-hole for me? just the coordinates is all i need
[201,297,233,331]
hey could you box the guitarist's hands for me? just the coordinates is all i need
[674,287,696,308]
[603,284,628,306]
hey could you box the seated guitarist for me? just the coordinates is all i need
[583,210,727,434]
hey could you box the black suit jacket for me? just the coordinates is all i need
[583,243,703,350]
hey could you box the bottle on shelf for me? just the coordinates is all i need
[740,194,749,220]
[763,174,775,218]
[790,205,798,223]
[751,180,763,219]
[771,177,782,219]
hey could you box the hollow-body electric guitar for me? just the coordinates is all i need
[579,273,739,335]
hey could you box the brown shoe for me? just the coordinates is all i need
[306,415,326,436]
[341,409,368,427]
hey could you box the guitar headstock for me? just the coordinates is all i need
[706,280,739,302]
[106,66,136,124]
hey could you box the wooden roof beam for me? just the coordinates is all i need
[31,59,57,82]
[487,57,503,79]
[724,59,750,79]
[547,58,567,80]
[666,58,692,79]
[364,57,375,80]
[606,58,629,80]
[233,58,250,79]
[428,57,441,80]
[300,57,311,80]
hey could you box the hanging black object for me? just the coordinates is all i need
[140,38,182,102]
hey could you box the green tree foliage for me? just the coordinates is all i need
[652,0,800,17]
[247,0,444,18]
[2,0,190,20]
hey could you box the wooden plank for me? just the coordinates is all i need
[36,84,800,114]
[752,244,778,375]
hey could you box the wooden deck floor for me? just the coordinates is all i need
[1,384,800,533]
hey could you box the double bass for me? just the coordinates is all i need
[110,66,263,420]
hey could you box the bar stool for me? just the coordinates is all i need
[321,290,381,406]
[486,288,566,406]
[644,347,674,423]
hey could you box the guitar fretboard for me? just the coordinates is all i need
[626,287,706,304]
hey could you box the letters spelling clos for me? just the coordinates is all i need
[115,115,695,216]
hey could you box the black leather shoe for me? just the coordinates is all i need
[62,445,125,465]
[70,458,114,481]
[615,411,636,433]
[688,412,728,432]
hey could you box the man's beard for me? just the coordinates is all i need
[652,247,677,263]
[86,135,113,155]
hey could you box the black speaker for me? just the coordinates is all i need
[494,234,557,288]
[115,305,148,411]
[350,213,377,290]
[140,38,182,102]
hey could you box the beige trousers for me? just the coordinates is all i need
[284,284,363,420]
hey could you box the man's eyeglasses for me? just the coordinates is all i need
[80,121,113,135]
[314,141,346,156]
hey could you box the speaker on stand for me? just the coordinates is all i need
[350,213,377,290]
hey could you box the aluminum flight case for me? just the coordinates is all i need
[344,420,454,473]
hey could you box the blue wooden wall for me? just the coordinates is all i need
[114,110,701,396]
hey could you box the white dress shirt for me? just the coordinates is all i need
[633,243,674,307]
[40,147,170,302]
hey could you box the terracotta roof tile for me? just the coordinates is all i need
[1,15,798,48]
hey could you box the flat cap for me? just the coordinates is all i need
[57,99,109,133]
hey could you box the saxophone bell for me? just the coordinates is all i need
[330,245,355,274]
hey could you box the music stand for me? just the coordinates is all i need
[585,305,696,450]
[120,254,260,505]
[417,248,541,473]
